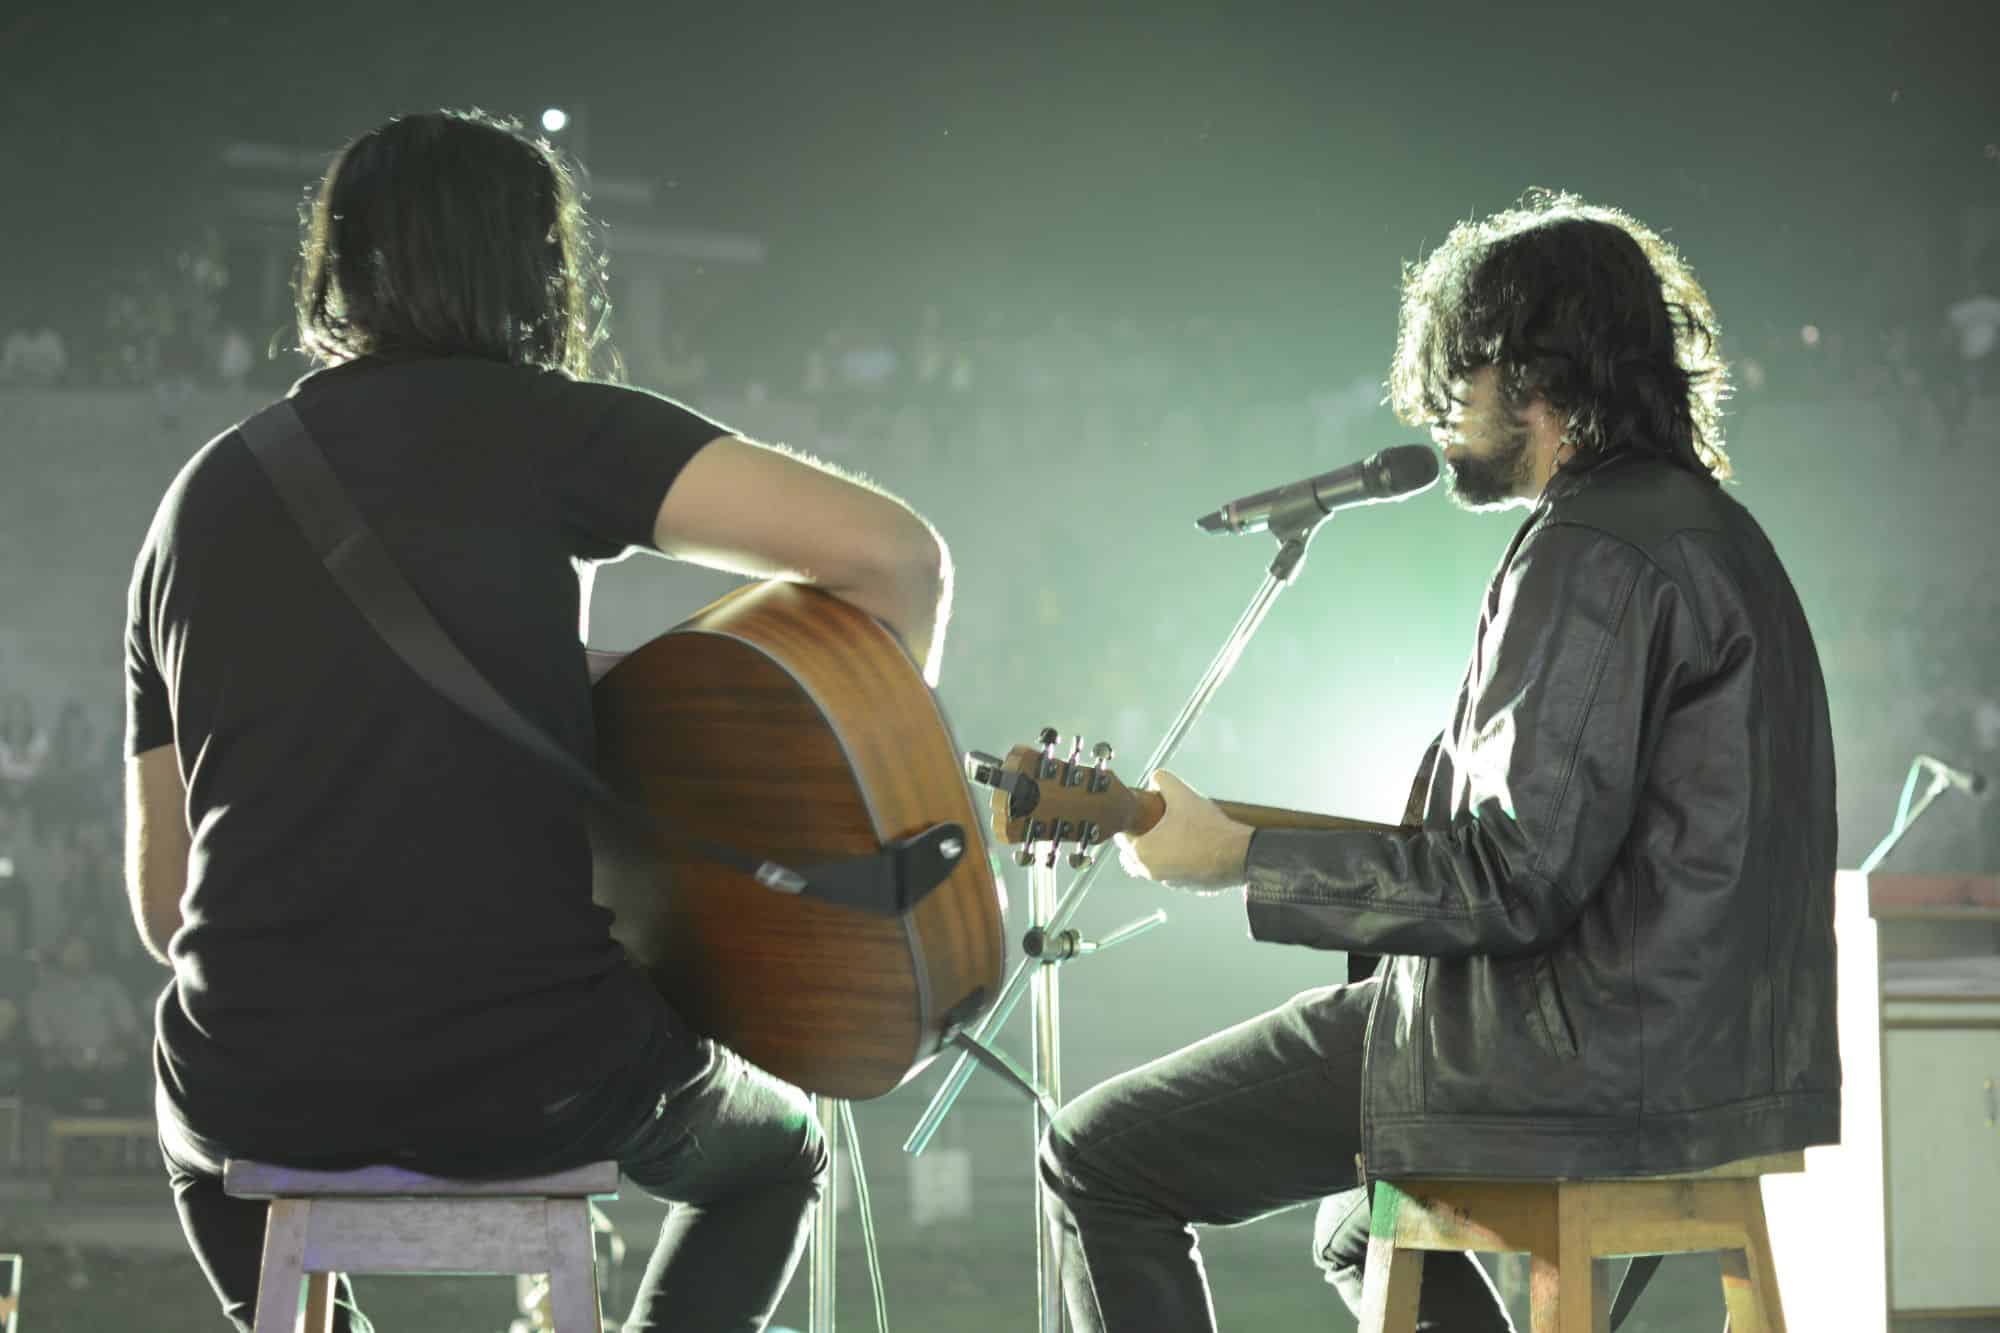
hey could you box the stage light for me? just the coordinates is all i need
[541,107,569,134]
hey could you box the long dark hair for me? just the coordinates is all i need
[1389,189,1733,482]
[294,109,613,379]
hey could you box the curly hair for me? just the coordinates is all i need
[1389,189,1732,482]
[295,109,615,380]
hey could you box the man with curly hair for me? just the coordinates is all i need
[1038,192,1838,1331]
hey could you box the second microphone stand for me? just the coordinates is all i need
[904,504,1334,1333]
[1859,755,1975,874]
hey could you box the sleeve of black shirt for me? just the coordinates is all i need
[553,379,730,560]
[125,541,173,758]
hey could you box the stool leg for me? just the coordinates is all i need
[543,1200,603,1333]
[1741,1182,1788,1333]
[301,1273,335,1333]
[1716,1178,1786,1333]
[1358,1232,1422,1333]
[1554,1200,1609,1333]
[252,1200,312,1333]
[1527,1203,1608,1333]
[1527,1251,1560,1333]
[1719,1249,1762,1333]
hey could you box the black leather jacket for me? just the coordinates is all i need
[1243,454,1840,1181]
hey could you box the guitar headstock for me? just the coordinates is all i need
[963,727,1153,870]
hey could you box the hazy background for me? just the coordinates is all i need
[2,1,1996,1329]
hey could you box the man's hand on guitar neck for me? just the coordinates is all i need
[1114,770,1256,895]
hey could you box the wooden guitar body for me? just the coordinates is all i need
[589,582,1004,1101]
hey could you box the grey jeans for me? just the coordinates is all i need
[160,1036,827,1333]
[1038,977,1513,1332]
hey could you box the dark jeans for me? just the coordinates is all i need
[159,1037,828,1333]
[1038,978,1512,1332]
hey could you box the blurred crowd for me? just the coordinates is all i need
[0,694,154,1123]
[10,232,1998,449]
[1,227,273,394]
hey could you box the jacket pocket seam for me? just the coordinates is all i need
[1531,954,1580,1060]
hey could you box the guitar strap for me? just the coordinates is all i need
[236,398,963,917]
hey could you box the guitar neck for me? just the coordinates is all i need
[1131,790,1405,837]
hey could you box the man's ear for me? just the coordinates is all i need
[1527,396,1572,460]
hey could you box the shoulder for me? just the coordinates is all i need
[293,354,718,430]
[558,375,731,443]
[1493,467,1700,625]
[137,422,258,563]
[1532,456,1739,567]
[1517,459,1773,669]
[427,362,732,452]
[395,358,726,430]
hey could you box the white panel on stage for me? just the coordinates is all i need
[1761,869,1885,1332]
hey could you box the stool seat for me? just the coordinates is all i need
[224,1159,620,1198]
[225,1158,619,1333]
[1360,1153,1802,1333]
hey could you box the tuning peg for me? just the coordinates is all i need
[1036,820,1070,870]
[1090,741,1115,792]
[1016,819,1044,866]
[1038,727,1062,778]
[1070,822,1100,868]
[1061,735,1089,786]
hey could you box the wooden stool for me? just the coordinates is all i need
[1359,1151,1802,1333]
[223,1159,619,1333]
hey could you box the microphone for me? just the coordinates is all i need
[1918,753,1990,797]
[1196,444,1440,536]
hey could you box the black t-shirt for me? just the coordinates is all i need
[125,355,722,1150]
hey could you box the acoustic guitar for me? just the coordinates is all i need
[587,582,1005,1101]
[965,736,1407,858]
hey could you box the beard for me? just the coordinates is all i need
[1443,416,1536,510]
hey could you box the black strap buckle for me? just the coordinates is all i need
[784,822,969,916]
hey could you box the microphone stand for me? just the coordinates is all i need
[904,504,1333,1332]
[809,1094,840,1333]
[1858,755,1965,874]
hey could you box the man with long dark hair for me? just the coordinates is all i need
[1037,191,1839,1331]
[124,109,953,1332]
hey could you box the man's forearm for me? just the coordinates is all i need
[125,748,189,967]
[1241,823,1580,960]
[829,527,953,687]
